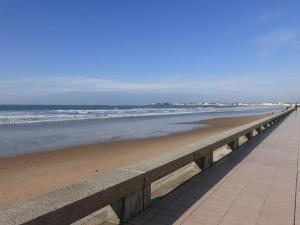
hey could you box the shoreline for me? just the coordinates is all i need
[0,113,271,207]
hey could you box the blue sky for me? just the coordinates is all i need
[0,0,299,104]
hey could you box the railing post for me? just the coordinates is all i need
[195,151,213,170]
[111,185,151,223]
[246,130,254,140]
[143,185,151,209]
[228,138,239,150]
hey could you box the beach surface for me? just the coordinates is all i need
[0,114,270,207]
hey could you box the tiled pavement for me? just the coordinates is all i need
[126,111,300,225]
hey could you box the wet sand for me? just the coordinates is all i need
[0,114,270,207]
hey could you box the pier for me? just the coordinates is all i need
[0,107,297,225]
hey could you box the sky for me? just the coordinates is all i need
[0,0,299,104]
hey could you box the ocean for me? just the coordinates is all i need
[0,104,283,158]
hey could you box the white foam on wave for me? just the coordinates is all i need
[0,106,275,125]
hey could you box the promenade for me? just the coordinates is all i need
[126,110,300,225]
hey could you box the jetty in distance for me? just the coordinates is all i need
[0,105,299,225]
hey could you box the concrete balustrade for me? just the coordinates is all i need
[0,108,294,225]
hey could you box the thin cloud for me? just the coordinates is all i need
[256,30,297,44]
[0,73,299,94]
[0,76,260,94]
[0,73,299,104]
[255,30,299,56]
[257,11,285,22]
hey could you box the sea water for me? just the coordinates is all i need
[0,104,283,158]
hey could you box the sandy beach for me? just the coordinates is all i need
[0,114,270,207]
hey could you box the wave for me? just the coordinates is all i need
[0,106,281,125]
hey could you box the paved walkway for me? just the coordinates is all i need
[126,111,300,225]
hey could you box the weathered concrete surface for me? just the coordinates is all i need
[126,110,300,225]
[0,170,144,225]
